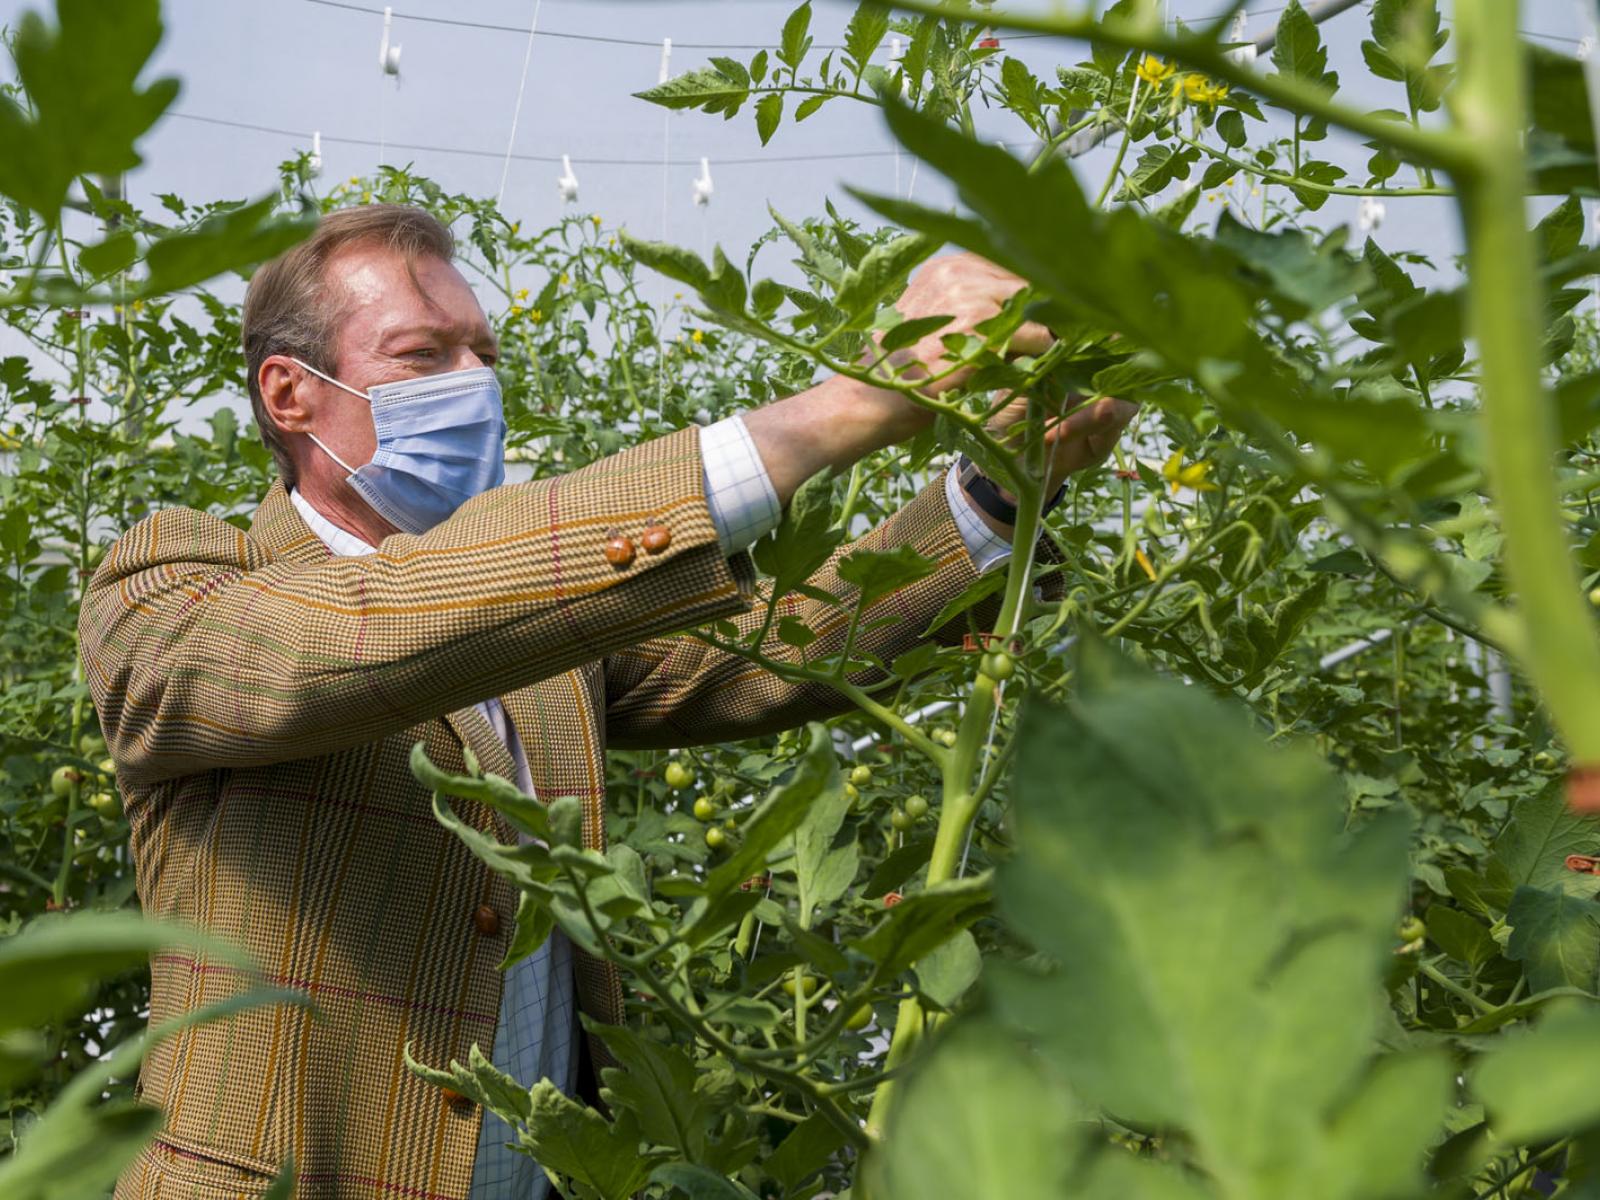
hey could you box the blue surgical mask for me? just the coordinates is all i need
[293,358,507,535]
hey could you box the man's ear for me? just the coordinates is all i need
[259,355,313,434]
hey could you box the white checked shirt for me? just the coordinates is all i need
[290,414,1011,1199]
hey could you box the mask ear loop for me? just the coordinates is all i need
[290,356,369,476]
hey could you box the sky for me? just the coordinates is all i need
[0,0,1592,414]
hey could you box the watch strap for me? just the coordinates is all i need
[955,454,1067,526]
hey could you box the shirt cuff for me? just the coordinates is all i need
[700,415,782,556]
[946,464,1013,575]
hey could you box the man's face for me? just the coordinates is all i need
[298,243,500,474]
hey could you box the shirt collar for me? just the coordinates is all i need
[289,487,378,557]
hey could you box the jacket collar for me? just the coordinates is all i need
[250,479,335,565]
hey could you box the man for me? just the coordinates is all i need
[82,204,1132,1198]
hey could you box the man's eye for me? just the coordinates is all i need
[407,348,437,359]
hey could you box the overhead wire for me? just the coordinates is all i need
[167,110,902,167]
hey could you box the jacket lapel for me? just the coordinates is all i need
[501,668,607,853]
[249,480,516,841]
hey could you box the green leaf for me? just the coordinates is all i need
[763,1111,846,1192]
[790,758,854,928]
[77,231,138,279]
[1217,109,1247,148]
[778,1,813,70]
[843,8,890,78]
[689,724,837,930]
[0,910,253,1039]
[0,0,179,224]
[1505,885,1600,993]
[793,94,829,122]
[651,1162,761,1200]
[833,233,939,329]
[1426,905,1500,970]
[850,875,991,977]
[635,64,750,118]
[1473,1002,1600,1142]
[598,1025,712,1163]
[141,195,316,298]
[862,1019,1078,1199]
[1490,782,1600,902]
[1272,0,1337,92]
[522,1081,658,1200]
[914,928,981,1008]
[879,312,953,354]
[988,652,1440,1194]
[755,93,783,146]
[836,545,940,608]
[752,469,844,601]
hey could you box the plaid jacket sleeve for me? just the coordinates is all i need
[81,427,754,784]
[602,467,1062,748]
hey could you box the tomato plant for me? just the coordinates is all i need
[6,0,1600,1198]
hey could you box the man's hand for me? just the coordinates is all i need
[742,253,1055,506]
[988,392,1140,502]
[880,251,1055,400]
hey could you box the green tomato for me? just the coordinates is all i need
[1533,750,1558,771]
[78,732,106,758]
[844,782,859,802]
[50,765,82,800]
[935,728,959,748]
[723,817,738,830]
[905,795,929,820]
[849,765,872,787]
[782,974,820,998]
[890,808,913,832]
[980,650,1015,681]
[843,1003,872,1031]
[87,791,121,819]
[1590,585,1600,608]
[704,826,726,849]
[1396,915,1426,943]
[664,761,694,789]
[692,796,716,821]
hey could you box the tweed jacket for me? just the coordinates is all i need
[81,426,1016,1199]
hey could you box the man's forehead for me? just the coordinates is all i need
[327,245,491,341]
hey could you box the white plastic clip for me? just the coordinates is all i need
[309,131,323,177]
[692,157,714,208]
[659,37,673,85]
[1226,12,1256,67]
[557,154,580,203]
[1358,195,1386,234]
[1581,35,1596,62]
[379,7,402,77]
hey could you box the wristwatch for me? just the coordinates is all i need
[955,454,1067,526]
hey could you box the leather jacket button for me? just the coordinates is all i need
[441,1088,474,1113]
[473,904,500,936]
[602,530,635,567]
[640,523,672,554]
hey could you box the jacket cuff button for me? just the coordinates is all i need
[640,523,672,554]
[473,904,501,936]
[603,529,636,567]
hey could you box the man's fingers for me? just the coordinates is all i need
[1010,320,1054,356]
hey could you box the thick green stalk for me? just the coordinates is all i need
[865,409,1046,1140]
[1452,0,1600,761]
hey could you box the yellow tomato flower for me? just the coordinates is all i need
[691,329,704,344]
[591,214,602,227]
[1136,55,1175,85]
[559,273,570,286]
[529,308,543,323]
[510,304,524,317]
[1134,547,1158,582]
[1180,74,1230,106]
[1161,450,1219,494]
